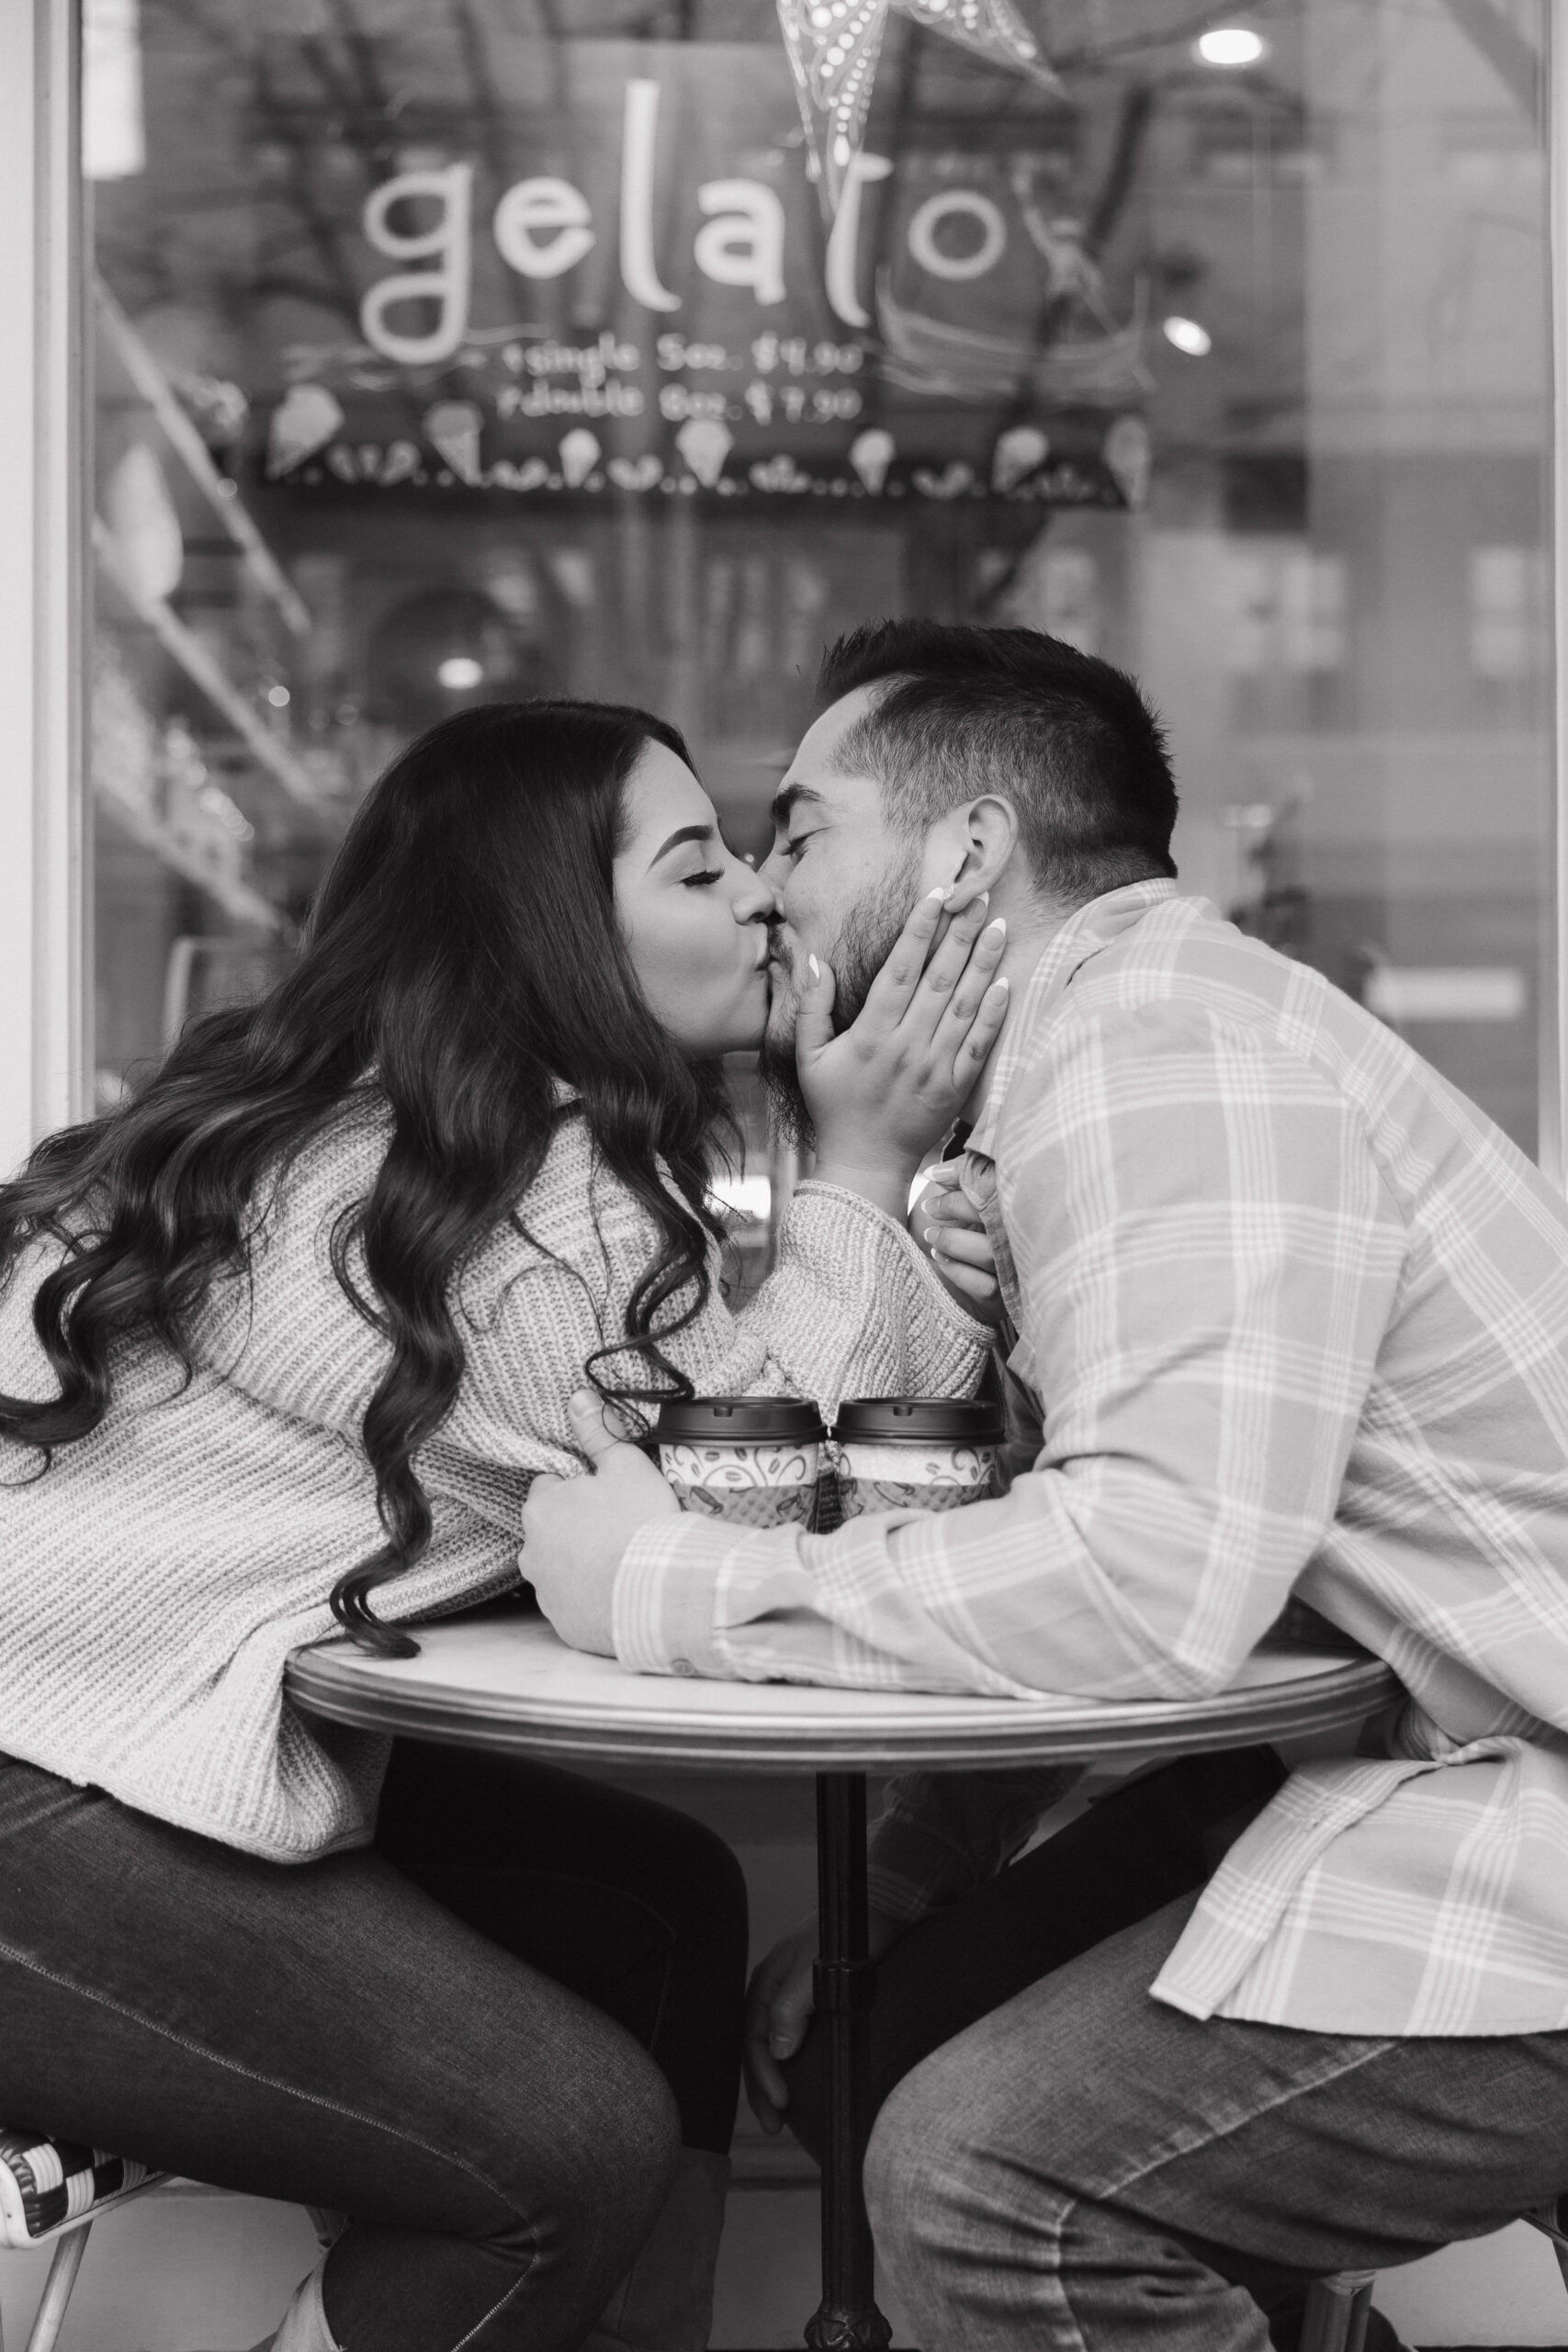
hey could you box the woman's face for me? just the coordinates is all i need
[614,741,777,1058]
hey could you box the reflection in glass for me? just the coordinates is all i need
[85,0,1551,1164]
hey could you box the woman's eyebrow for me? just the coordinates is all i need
[648,821,716,870]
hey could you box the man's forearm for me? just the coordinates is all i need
[615,1464,1301,1706]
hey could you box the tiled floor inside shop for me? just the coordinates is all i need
[1,2186,1567,2348]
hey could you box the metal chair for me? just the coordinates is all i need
[1303,2201,1568,2352]
[0,2125,333,2352]
[1301,2271,1378,2352]
[0,2127,171,2352]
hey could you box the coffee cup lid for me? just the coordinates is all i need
[833,1396,1006,1444]
[653,1396,827,1443]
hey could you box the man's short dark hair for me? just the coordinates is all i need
[818,620,1178,905]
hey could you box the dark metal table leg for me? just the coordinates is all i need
[806,1770,893,2352]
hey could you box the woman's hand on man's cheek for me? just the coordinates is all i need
[523,1390,682,1656]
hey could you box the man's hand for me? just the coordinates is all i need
[523,1391,680,1656]
[744,1907,904,2133]
[911,1159,1004,1326]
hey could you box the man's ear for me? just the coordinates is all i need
[919,797,1020,909]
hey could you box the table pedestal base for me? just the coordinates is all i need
[806,1772,893,2352]
[804,2309,894,2352]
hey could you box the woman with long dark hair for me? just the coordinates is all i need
[0,700,1002,2352]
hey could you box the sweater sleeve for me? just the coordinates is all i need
[689,1180,992,1417]
[424,1159,989,1536]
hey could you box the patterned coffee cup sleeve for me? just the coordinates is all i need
[660,1440,818,1491]
[833,1441,998,1522]
[833,1441,994,1487]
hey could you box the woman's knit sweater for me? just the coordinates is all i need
[0,1103,987,1862]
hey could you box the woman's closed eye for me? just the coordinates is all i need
[681,829,745,888]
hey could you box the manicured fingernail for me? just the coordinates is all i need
[923,1226,938,1244]
[990,975,1009,994]
[925,885,953,904]
[986,917,1007,941]
[808,953,820,979]
[570,1389,595,1411]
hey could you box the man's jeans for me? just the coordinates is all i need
[0,1740,747,2352]
[865,1890,1568,2351]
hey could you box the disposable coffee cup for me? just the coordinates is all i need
[831,1396,1005,1520]
[653,1397,826,1530]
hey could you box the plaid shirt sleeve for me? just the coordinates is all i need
[865,1767,1083,1927]
[615,1001,1410,1708]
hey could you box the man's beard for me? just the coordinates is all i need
[759,853,920,1153]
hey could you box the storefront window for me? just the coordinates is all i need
[85,0,1552,1169]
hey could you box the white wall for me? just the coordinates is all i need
[1551,0,1568,1192]
[0,0,85,1181]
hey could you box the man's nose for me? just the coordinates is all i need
[734,865,779,922]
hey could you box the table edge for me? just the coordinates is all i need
[284,1651,1397,1770]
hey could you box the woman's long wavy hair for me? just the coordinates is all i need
[0,701,735,1654]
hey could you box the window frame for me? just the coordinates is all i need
[1545,5,1568,1186]
[1,0,86,1172]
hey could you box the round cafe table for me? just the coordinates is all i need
[287,1613,1394,2352]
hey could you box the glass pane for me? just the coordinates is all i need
[85,0,1551,1159]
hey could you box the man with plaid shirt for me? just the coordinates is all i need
[525,620,1568,2352]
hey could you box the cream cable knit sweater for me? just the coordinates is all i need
[0,1103,987,1861]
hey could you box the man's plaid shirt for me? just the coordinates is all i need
[616,879,1568,2034]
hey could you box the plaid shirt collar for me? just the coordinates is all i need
[967,876,1179,1161]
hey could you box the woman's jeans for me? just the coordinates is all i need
[0,1740,749,2352]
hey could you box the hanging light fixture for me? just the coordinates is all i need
[1162,316,1213,356]
[1195,26,1267,66]
[367,590,548,729]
